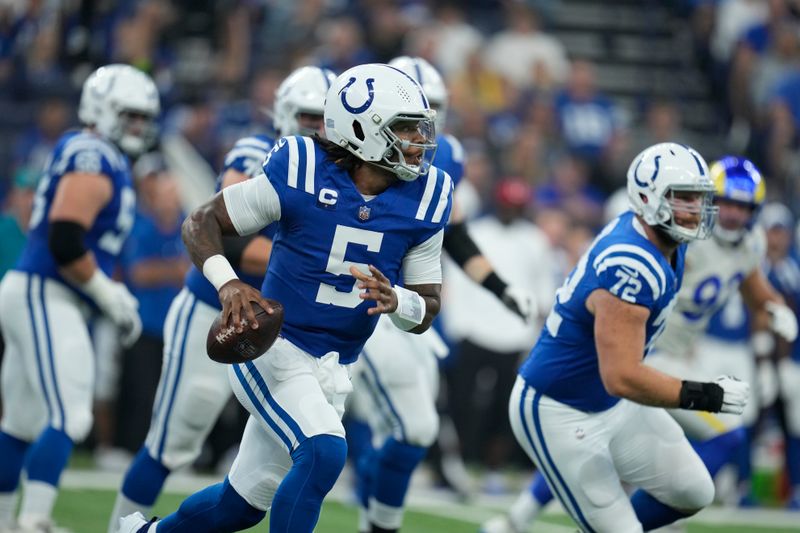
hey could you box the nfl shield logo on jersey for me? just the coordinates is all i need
[358,205,371,221]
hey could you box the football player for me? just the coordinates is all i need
[483,155,797,532]
[503,143,753,532]
[345,55,537,533]
[120,63,453,533]
[107,66,335,532]
[0,64,159,532]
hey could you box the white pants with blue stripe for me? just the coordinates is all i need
[143,288,233,470]
[227,336,352,511]
[509,377,714,533]
[349,315,443,447]
[0,271,94,442]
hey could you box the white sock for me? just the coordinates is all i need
[0,491,17,527]
[508,488,540,531]
[108,493,152,533]
[17,480,57,527]
[368,497,404,530]
[357,504,369,533]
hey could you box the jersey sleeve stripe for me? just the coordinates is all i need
[444,134,465,163]
[415,168,438,220]
[286,136,299,189]
[591,244,666,295]
[233,136,272,151]
[223,147,269,169]
[431,170,452,223]
[303,136,315,194]
[595,256,661,300]
[55,138,125,174]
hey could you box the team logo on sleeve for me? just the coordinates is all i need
[358,205,371,221]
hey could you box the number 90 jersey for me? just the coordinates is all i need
[261,136,453,364]
[653,227,765,356]
[519,212,685,412]
[16,131,135,287]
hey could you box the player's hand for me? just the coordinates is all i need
[714,375,750,415]
[351,264,398,315]
[97,281,141,348]
[765,301,798,342]
[218,279,274,334]
[502,285,536,321]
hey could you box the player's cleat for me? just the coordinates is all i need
[117,513,157,533]
[478,515,522,533]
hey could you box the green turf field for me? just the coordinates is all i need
[53,487,800,532]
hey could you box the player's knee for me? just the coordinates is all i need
[670,467,715,512]
[402,410,439,447]
[64,409,93,442]
[292,434,347,494]
[379,438,427,474]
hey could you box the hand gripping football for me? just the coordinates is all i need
[206,300,284,364]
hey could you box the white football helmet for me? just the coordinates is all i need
[324,63,437,181]
[388,56,448,131]
[274,66,337,136]
[78,64,160,157]
[627,142,718,242]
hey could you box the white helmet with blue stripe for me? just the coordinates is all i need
[324,63,437,181]
[388,56,448,130]
[274,66,337,136]
[78,64,160,157]
[627,142,718,242]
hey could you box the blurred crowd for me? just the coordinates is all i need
[2,0,800,508]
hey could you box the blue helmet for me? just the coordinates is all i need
[709,156,766,242]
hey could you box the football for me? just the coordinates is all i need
[206,300,284,364]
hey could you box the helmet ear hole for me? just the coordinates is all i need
[640,193,649,204]
[352,120,365,141]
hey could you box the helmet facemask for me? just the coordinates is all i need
[112,108,159,157]
[375,113,438,181]
[655,185,718,243]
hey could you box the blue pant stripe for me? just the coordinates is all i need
[244,361,306,443]
[518,385,578,528]
[157,296,198,460]
[361,350,406,441]
[531,391,595,533]
[38,279,65,430]
[148,291,190,453]
[232,364,293,451]
[26,275,53,422]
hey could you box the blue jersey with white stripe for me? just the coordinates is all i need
[262,135,453,364]
[519,212,685,412]
[16,130,135,286]
[434,134,465,187]
[185,134,276,309]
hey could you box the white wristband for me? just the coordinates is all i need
[80,268,116,303]
[388,285,426,331]
[203,254,238,291]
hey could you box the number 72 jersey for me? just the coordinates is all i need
[16,131,135,286]
[518,211,685,412]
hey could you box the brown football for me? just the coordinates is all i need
[206,300,284,364]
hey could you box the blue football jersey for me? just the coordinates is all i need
[185,134,276,309]
[16,130,135,286]
[519,212,685,412]
[261,135,453,364]
[434,134,465,188]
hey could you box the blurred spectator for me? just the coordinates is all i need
[534,154,606,229]
[483,4,568,90]
[442,178,555,490]
[11,97,70,186]
[216,68,282,150]
[406,3,483,78]
[115,154,189,454]
[312,16,375,73]
[0,169,37,280]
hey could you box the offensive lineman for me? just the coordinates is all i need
[0,65,159,532]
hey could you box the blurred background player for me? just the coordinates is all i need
[345,56,540,533]
[506,143,750,532]
[107,65,335,532]
[120,63,452,533]
[0,64,159,532]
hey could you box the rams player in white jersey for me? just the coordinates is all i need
[345,56,534,533]
[483,155,797,532]
[120,63,453,533]
[108,66,336,532]
[0,65,159,532]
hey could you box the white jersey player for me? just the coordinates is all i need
[0,64,159,532]
[107,66,336,532]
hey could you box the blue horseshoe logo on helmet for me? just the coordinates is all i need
[634,155,661,188]
[339,77,376,114]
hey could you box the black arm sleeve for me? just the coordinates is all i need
[49,220,88,266]
[222,234,257,270]
[442,221,481,267]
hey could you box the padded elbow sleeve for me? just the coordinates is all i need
[442,222,481,267]
[49,221,88,266]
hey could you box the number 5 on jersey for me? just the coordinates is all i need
[316,224,384,308]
